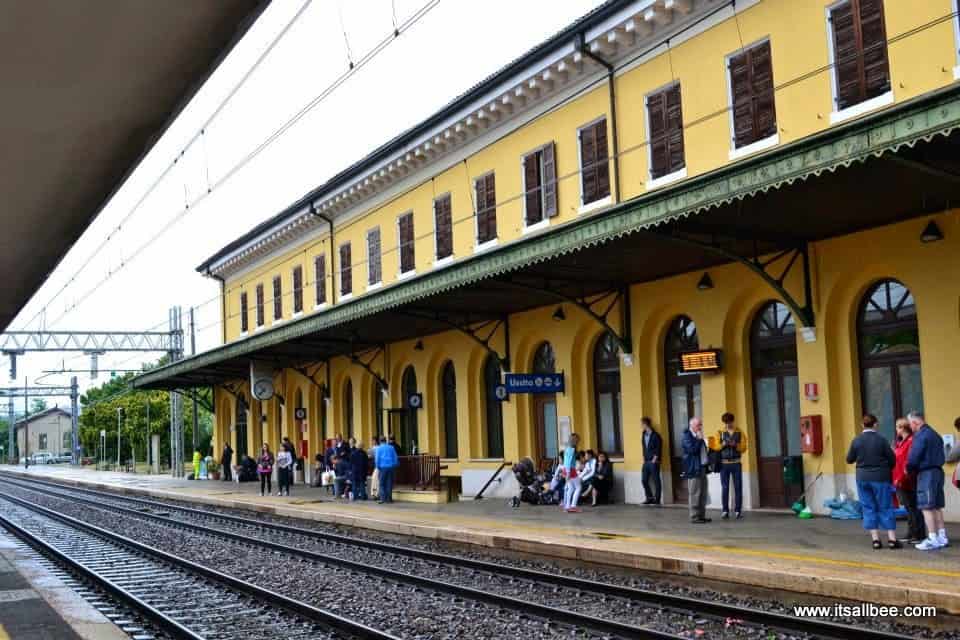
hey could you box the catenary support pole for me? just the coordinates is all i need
[190,307,198,453]
[6,398,13,464]
[70,377,79,465]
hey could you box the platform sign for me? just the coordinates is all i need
[504,373,564,394]
[494,384,508,401]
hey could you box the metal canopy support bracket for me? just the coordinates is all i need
[294,360,330,399]
[174,388,213,413]
[400,310,511,371]
[348,344,388,391]
[494,278,633,354]
[657,228,816,328]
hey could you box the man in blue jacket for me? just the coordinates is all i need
[374,435,399,503]
[682,417,710,524]
[906,410,948,550]
[641,417,662,505]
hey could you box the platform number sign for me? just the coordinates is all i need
[504,373,564,394]
[408,392,423,409]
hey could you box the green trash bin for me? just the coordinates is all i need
[782,455,804,486]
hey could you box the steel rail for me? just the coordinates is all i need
[0,489,400,640]
[4,473,911,640]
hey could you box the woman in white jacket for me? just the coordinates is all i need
[579,450,598,506]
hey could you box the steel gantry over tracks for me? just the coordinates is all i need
[2,379,79,466]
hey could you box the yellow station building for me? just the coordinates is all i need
[136,0,960,517]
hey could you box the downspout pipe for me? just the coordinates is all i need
[205,268,227,346]
[310,203,336,306]
[576,32,620,204]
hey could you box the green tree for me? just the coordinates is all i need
[30,398,47,414]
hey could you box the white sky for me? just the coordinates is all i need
[7,0,605,404]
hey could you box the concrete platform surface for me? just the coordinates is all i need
[0,523,126,640]
[5,464,960,615]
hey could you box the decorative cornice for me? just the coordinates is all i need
[207,0,709,279]
[135,83,960,389]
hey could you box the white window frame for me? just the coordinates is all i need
[432,192,455,267]
[643,80,687,191]
[725,37,780,160]
[520,142,553,234]
[338,241,353,300]
[952,0,960,79]
[473,171,498,253]
[366,227,382,289]
[291,265,303,318]
[576,115,612,214]
[396,210,416,278]
[824,1,894,125]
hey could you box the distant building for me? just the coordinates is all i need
[15,407,73,457]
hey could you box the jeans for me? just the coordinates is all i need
[259,472,271,494]
[641,462,661,503]
[334,478,347,498]
[719,462,742,513]
[563,476,582,509]
[379,467,395,502]
[857,480,895,531]
[896,488,926,540]
[352,478,367,500]
[688,471,707,521]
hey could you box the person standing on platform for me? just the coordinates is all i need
[350,440,369,501]
[907,410,948,550]
[560,433,580,512]
[334,434,349,461]
[713,413,746,520]
[221,442,233,482]
[682,417,710,524]
[375,434,398,503]
[640,417,662,505]
[276,444,293,497]
[192,449,201,479]
[893,418,925,543]
[846,414,900,549]
[257,443,274,497]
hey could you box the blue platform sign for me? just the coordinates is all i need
[504,372,564,394]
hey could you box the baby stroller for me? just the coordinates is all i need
[509,457,560,507]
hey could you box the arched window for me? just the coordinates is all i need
[664,315,700,502]
[441,362,458,458]
[858,279,922,440]
[401,366,418,454]
[594,333,623,456]
[483,355,504,458]
[533,342,556,373]
[343,379,354,439]
[751,301,801,507]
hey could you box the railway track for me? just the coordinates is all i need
[0,491,398,640]
[1,473,915,640]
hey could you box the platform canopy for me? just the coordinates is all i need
[133,85,960,391]
[0,0,268,331]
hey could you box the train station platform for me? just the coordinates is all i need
[4,464,959,616]
[0,513,127,640]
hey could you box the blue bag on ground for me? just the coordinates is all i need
[823,496,862,520]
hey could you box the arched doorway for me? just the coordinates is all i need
[858,279,922,440]
[440,362,458,458]
[483,355,504,458]
[593,333,623,457]
[532,342,559,465]
[235,393,248,458]
[400,366,418,454]
[751,301,801,507]
[343,379,354,439]
[664,316,700,502]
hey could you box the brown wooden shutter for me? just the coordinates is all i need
[729,50,754,148]
[831,1,860,110]
[647,91,668,179]
[485,173,497,241]
[292,266,303,313]
[476,173,496,244]
[542,142,557,218]
[255,284,264,326]
[858,0,890,99]
[474,176,486,243]
[340,243,352,295]
[665,84,685,174]
[272,275,282,319]
[399,212,415,273]
[434,195,452,259]
[580,125,596,203]
[240,291,248,333]
[523,151,542,225]
[367,228,381,284]
[594,119,610,200]
[750,42,777,141]
[314,255,326,305]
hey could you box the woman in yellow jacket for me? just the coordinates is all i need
[709,413,747,520]
[192,450,201,480]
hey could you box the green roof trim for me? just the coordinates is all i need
[134,83,960,389]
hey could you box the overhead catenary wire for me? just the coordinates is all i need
[38,0,442,331]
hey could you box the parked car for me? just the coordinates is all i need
[31,452,54,465]
[54,453,72,463]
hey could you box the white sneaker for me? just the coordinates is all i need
[915,537,943,550]
[937,534,949,547]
